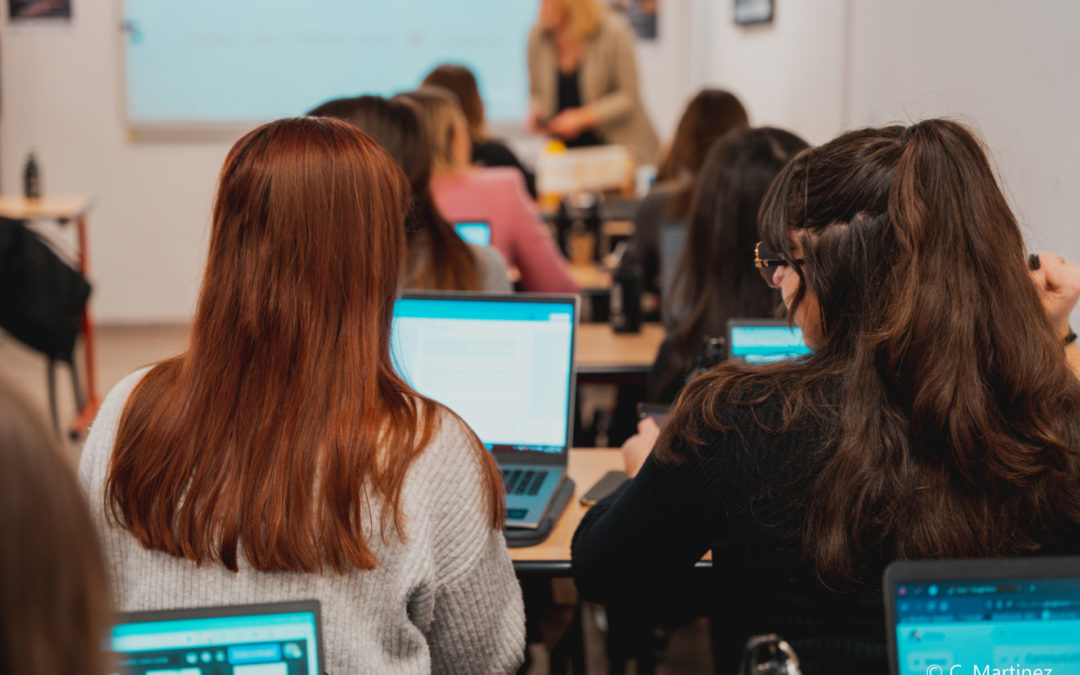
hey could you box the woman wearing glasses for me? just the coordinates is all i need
[571,119,1080,672]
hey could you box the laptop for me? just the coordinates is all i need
[726,318,811,364]
[111,600,323,674]
[884,557,1080,675]
[391,292,578,528]
[453,221,492,247]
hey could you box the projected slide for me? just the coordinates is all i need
[124,0,538,125]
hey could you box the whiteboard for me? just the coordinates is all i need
[122,0,539,129]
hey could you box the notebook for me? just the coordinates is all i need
[884,557,1080,675]
[111,601,322,674]
[726,318,810,364]
[391,292,578,528]
[453,221,492,247]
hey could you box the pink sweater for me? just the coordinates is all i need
[431,168,578,293]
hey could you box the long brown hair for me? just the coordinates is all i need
[309,96,480,291]
[656,89,750,219]
[666,119,1080,586]
[107,117,504,574]
[657,127,806,398]
[0,379,110,674]
[422,64,487,142]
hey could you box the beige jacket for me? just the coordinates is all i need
[528,11,660,165]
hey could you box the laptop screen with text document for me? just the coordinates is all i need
[391,294,576,456]
[727,319,811,364]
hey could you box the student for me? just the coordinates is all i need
[633,89,749,300]
[80,118,526,674]
[422,63,537,197]
[309,96,511,292]
[572,119,1080,672]
[648,127,807,403]
[0,379,111,675]
[527,0,660,164]
[404,86,578,294]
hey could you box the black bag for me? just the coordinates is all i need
[0,217,91,360]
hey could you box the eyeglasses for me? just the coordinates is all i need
[754,241,804,288]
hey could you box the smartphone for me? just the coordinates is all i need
[636,402,671,428]
[581,470,629,506]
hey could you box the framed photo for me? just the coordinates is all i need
[9,0,71,19]
[734,0,773,26]
[608,0,658,40]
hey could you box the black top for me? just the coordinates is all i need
[556,69,604,148]
[570,385,1080,674]
[471,138,537,198]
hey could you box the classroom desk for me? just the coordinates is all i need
[568,263,612,291]
[576,322,664,375]
[0,195,99,437]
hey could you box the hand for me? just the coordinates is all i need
[1029,251,1080,338]
[547,107,596,140]
[527,104,548,134]
[621,417,661,479]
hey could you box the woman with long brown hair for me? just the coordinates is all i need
[308,95,512,292]
[79,117,525,673]
[572,119,1080,672]
[0,378,111,674]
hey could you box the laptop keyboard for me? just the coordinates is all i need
[502,469,549,496]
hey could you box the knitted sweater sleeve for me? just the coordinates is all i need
[422,414,525,674]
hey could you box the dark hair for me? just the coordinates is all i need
[308,96,480,290]
[108,117,504,574]
[656,89,750,219]
[0,379,110,674]
[656,127,807,398]
[422,64,487,142]
[666,119,1080,586]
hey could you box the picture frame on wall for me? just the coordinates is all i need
[8,0,71,20]
[734,0,773,26]
[608,0,658,40]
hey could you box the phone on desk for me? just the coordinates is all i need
[581,470,628,506]
[636,402,671,428]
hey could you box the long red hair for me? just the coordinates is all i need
[106,117,504,573]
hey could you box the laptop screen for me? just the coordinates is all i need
[727,320,811,364]
[454,221,492,247]
[392,294,576,455]
[111,602,321,674]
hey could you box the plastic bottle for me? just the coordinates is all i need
[24,152,41,199]
[610,242,642,334]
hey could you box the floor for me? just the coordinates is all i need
[0,325,714,673]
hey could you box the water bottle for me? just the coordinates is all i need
[24,152,41,199]
[554,199,573,257]
[610,242,642,333]
[739,634,801,675]
[584,199,602,262]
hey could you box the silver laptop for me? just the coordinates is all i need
[111,600,323,674]
[391,292,578,528]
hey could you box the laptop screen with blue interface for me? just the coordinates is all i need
[392,295,575,455]
[111,603,320,674]
[892,576,1080,674]
[454,221,492,247]
[728,321,811,364]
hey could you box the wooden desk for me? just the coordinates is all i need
[511,448,711,574]
[576,322,664,374]
[510,448,620,572]
[568,263,611,291]
[0,195,99,436]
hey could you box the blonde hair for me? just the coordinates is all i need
[550,0,604,38]
[402,86,466,173]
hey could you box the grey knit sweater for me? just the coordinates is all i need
[79,369,525,674]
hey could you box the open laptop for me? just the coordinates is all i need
[453,221,492,247]
[111,600,322,674]
[884,557,1080,675]
[391,292,578,528]
[726,318,811,364]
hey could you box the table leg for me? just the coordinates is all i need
[70,213,100,438]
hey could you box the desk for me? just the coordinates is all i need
[569,263,611,291]
[0,195,99,436]
[576,323,664,375]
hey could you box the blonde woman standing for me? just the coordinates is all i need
[527,0,659,164]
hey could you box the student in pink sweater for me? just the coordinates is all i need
[403,87,579,294]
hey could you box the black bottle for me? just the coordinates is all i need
[554,199,572,256]
[584,200,602,262]
[24,152,41,199]
[610,243,642,333]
